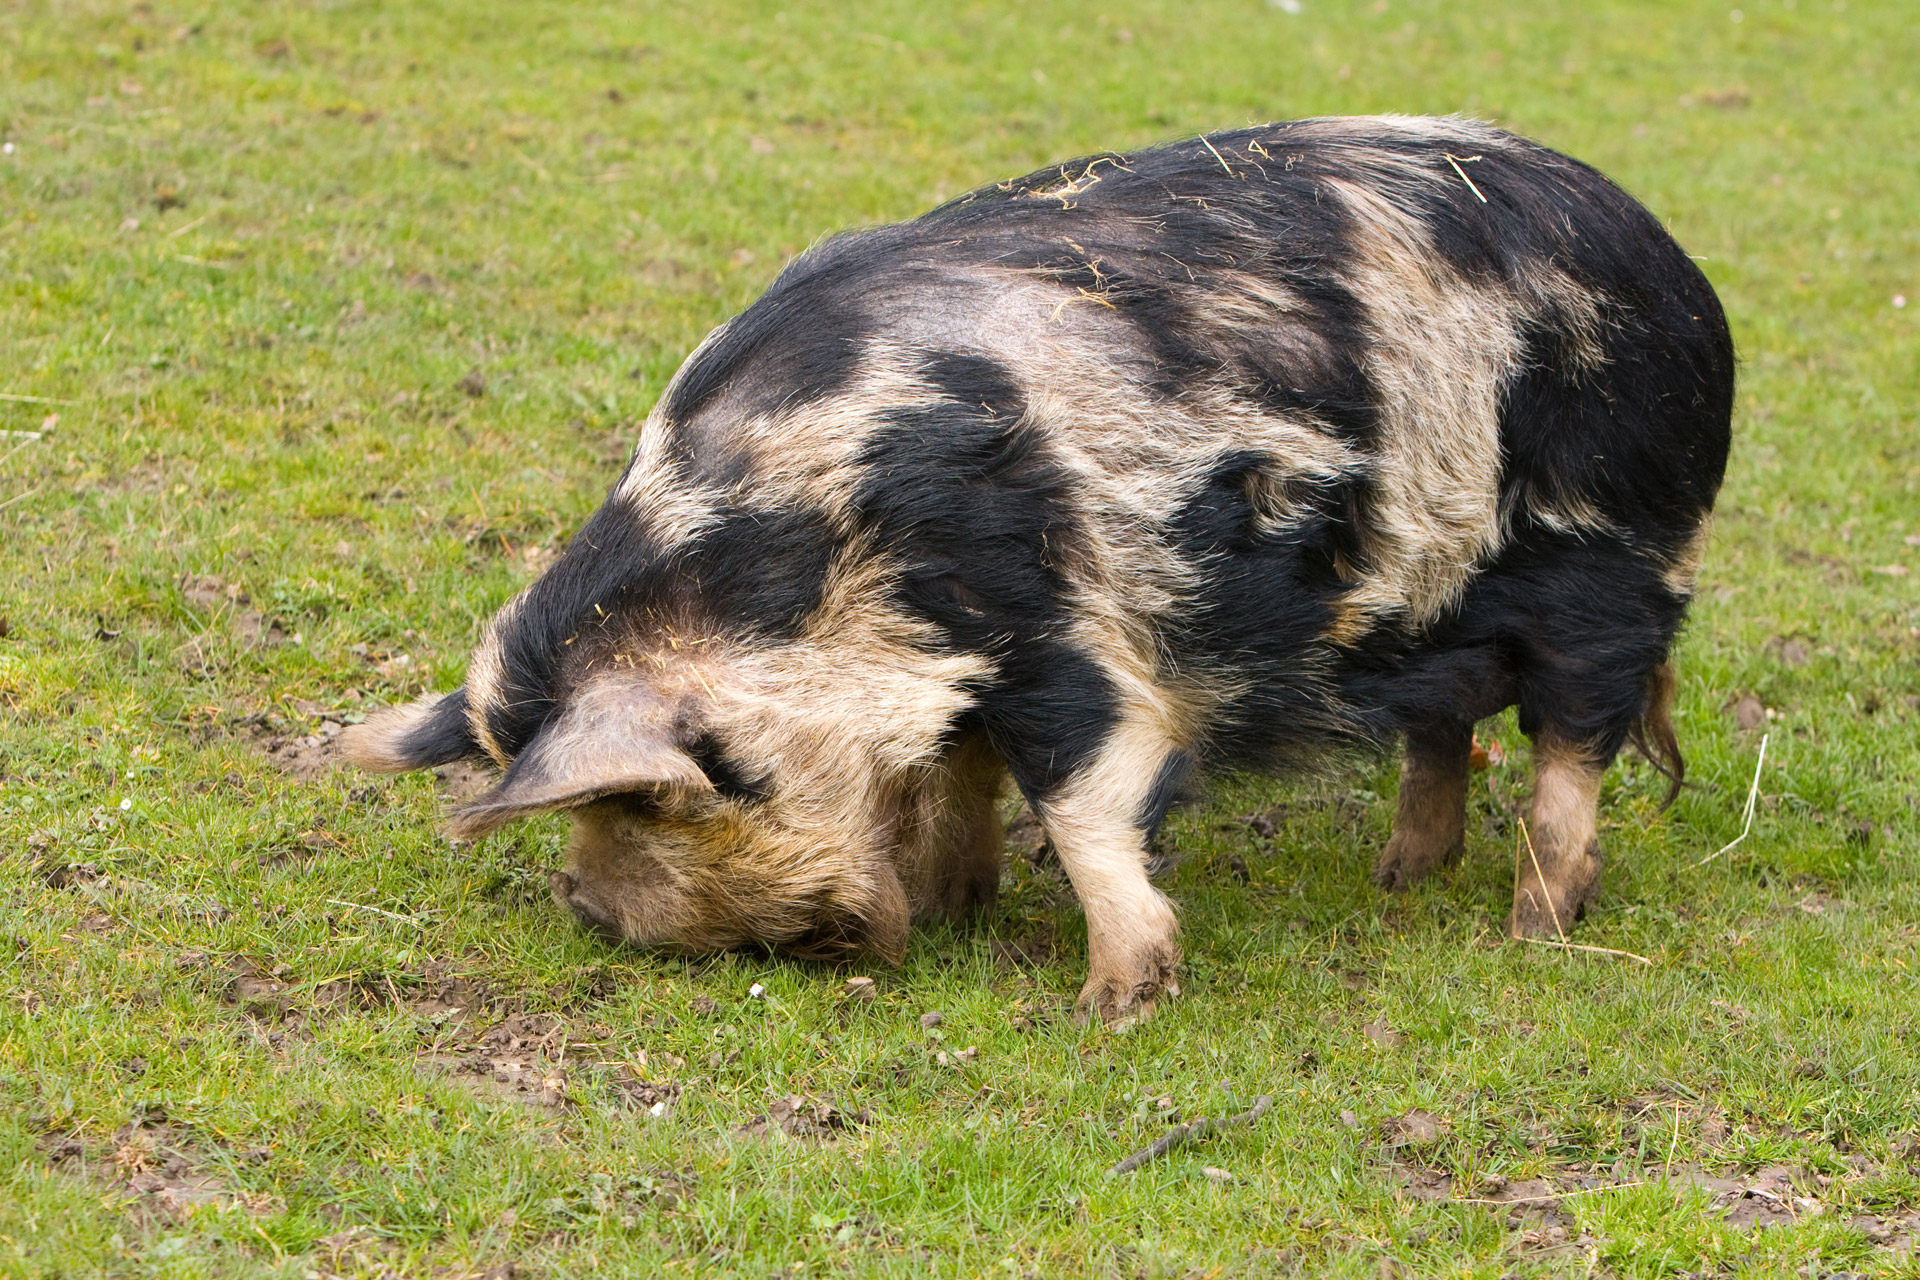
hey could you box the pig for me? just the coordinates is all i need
[345,116,1733,1022]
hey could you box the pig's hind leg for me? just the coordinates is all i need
[1509,732,1608,938]
[1504,563,1687,938]
[1372,720,1473,891]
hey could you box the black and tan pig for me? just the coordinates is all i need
[346,116,1733,1021]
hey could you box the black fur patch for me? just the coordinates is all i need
[1161,451,1372,767]
[658,247,875,424]
[686,730,772,804]
[1137,750,1196,836]
[980,639,1119,803]
[848,354,1114,797]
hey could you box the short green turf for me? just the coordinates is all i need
[2,1,1917,1276]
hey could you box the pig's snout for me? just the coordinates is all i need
[550,869,624,941]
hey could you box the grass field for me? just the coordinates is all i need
[2,1,1917,1275]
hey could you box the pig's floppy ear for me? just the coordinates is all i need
[445,681,713,839]
[341,688,480,773]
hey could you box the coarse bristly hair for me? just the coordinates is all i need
[344,115,1734,1021]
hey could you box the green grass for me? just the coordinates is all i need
[2,0,1917,1275]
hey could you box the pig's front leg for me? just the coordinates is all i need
[1032,716,1185,1025]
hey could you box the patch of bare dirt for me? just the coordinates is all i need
[608,1074,684,1116]
[1003,801,1052,865]
[1388,1155,1916,1250]
[244,706,348,780]
[1727,691,1768,732]
[440,1024,573,1108]
[420,1011,673,1115]
[236,611,294,649]
[1364,1019,1407,1051]
[42,1106,274,1223]
[1244,790,1379,839]
[989,923,1058,970]
[1382,1108,1445,1147]
[434,759,496,802]
[736,1094,869,1141]
[36,857,229,925]
[221,956,499,1044]
[1701,1165,1832,1230]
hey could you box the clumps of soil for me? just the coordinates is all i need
[1243,790,1379,840]
[42,1104,273,1223]
[423,1010,684,1116]
[1385,1141,1914,1250]
[434,1013,580,1108]
[242,702,353,781]
[608,1075,683,1116]
[1003,802,1052,865]
[175,574,300,679]
[433,759,496,803]
[1381,1108,1445,1147]
[221,955,499,1041]
[212,952,684,1119]
[736,1094,870,1142]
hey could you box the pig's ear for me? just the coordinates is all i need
[446,681,712,839]
[341,689,479,773]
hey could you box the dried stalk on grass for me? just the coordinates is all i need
[1107,1094,1273,1177]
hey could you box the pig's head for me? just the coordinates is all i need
[342,611,988,964]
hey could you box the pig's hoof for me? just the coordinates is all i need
[1370,831,1462,891]
[1508,843,1602,938]
[1077,945,1182,1027]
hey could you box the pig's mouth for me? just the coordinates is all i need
[776,912,875,963]
[548,871,626,943]
[550,867,890,964]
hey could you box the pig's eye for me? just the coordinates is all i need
[686,732,770,804]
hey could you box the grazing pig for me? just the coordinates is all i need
[346,116,1732,1021]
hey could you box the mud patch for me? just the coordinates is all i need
[1389,1158,1906,1246]
[244,703,352,781]
[420,1012,663,1114]
[221,955,499,1036]
[737,1094,870,1142]
[434,759,497,803]
[43,1107,274,1224]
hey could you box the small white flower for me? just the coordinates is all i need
[119,797,133,811]
[748,982,766,999]
[1896,295,1908,309]
[1,142,14,155]
[649,1101,667,1117]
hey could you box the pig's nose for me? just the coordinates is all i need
[549,870,577,901]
